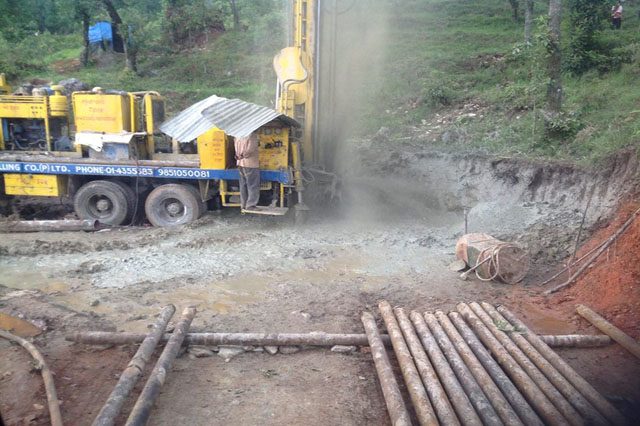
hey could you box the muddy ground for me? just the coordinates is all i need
[1,147,639,425]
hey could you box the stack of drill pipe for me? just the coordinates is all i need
[476,303,608,425]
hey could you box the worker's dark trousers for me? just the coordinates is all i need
[239,167,260,209]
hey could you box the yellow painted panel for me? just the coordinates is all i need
[4,174,67,196]
[258,128,289,170]
[0,98,48,118]
[73,93,131,133]
[198,128,229,170]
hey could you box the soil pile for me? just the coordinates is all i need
[552,200,640,338]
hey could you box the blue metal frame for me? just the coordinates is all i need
[0,161,293,184]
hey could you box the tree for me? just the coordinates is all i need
[547,0,563,115]
[229,0,240,31]
[524,0,534,44]
[568,0,607,74]
[101,0,137,73]
[508,0,520,22]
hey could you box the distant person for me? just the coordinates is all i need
[234,132,260,211]
[611,1,623,29]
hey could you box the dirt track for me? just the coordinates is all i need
[1,147,640,425]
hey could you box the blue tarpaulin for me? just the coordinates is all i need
[88,21,113,44]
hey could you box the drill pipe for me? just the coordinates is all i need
[448,312,543,426]
[394,307,461,425]
[378,301,438,426]
[497,305,626,425]
[66,331,391,347]
[469,303,584,426]
[456,303,569,426]
[0,219,100,233]
[92,305,176,426]
[410,311,483,426]
[539,335,611,348]
[361,311,411,426]
[125,306,197,426]
[479,303,608,425]
[436,311,525,426]
[424,312,504,426]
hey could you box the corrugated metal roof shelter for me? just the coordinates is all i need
[159,95,299,142]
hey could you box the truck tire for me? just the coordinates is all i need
[144,184,202,227]
[74,180,130,226]
[113,180,137,224]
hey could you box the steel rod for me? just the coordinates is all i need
[92,305,176,426]
[65,331,391,346]
[497,305,626,425]
[395,307,460,425]
[479,303,607,425]
[361,311,411,426]
[539,335,611,348]
[436,311,525,426]
[0,219,100,233]
[125,306,197,426]
[576,304,640,360]
[448,312,543,426]
[469,302,583,426]
[0,153,199,168]
[410,311,483,426]
[378,301,438,426]
[424,312,504,426]
[0,330,63,426]
[456,303,569,426]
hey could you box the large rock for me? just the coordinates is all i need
[58,78,89,95]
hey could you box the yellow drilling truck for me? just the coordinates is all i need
[0,0,333,227]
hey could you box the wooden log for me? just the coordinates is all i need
[378,301,438,426]
[410,311,483,426]
[456,303,569,426]
[479,303,607,425]
[576,304,640,360]
[448,312,543,426]
[436,311,525,426]
[395,308,461,425]
[124,306,197,426]
[92,305,176,426]
[545,206,640,295]
[361,311,411,426]
[65,331,391,347]
[497,305,626,425]
[539,335,611,348]
[0,330,63,426]
[0,219,101,233]
[468,302,583,426]
[424,312,504,426]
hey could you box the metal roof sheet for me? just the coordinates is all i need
[159,95,299,142]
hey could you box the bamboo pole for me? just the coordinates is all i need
[125,306,197,426]
[448,312,544,426]
[378,301,438,426]
[479,303,607,425]
[436,311,525,426]
[497,305,627,425]
[66,331,391,347]
[576,304,640,360]
[395,307,460,425]
[545,206,640,295]
[92,305,176,426]
[468,302,583,426]
[424,312,504,426]
[456,303,569,426]
[0,330,63,426]
[361,311,411,426]
[410,311,483,426]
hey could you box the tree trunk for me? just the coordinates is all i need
[124,25,138,73]
[547,0,562,114]
[524,0,534,44]
[229,0,241,31]
[81,10,90,67]
[508,0,520,22]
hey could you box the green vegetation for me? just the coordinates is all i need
[1,0,638,164]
